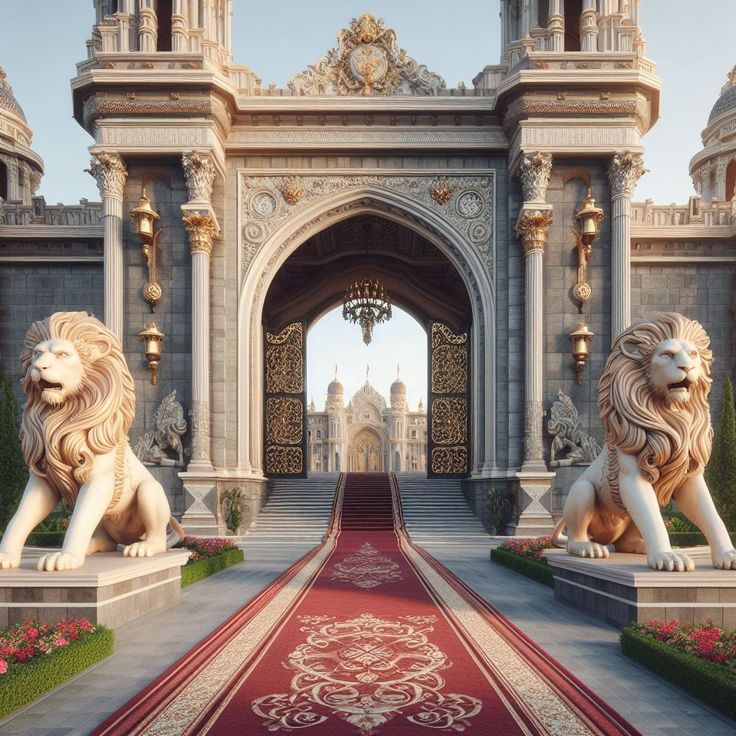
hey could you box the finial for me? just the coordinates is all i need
[334,364,338,380]
[396,364,400,379]
[366,364,370,382]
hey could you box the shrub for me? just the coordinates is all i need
[707,376,736,532]
[621,623,736,720]
[0,372,28,532]
[180,548,244,587]
[490,546,555,588]
[0,619,113,718]
[221,486,245,533]
[496,535,555,560]
[175,535,237,561]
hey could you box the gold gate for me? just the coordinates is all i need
[428,321,470,477]
[264,321,306,478]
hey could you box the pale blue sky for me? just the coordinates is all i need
[1,1,734,402]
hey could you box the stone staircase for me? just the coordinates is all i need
[242,474,339,545]
[395,474,491,545]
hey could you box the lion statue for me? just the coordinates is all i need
[0,311,183,572]
[552,312,736,572]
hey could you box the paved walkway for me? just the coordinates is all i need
[2,539,735,735]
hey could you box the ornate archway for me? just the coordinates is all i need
[237,174,497,480]
[349,426,384,472]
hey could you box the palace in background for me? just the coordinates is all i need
[307,375,427,473]
[0,1,735,536]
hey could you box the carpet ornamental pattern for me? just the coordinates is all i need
[93,473,641,736]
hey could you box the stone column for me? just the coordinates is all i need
[514,152,556,535]
[547,0,564,51]
[88,152,127,339]
[179,151,220,535]
[580,0,599,51]
[608,152,646,338]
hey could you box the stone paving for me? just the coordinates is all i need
[1,539,735,735]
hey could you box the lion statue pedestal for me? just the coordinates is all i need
[0,311,183,573]
[552,312,736,573]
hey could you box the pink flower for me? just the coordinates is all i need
[53,638,69,647]
[0,659,7,675]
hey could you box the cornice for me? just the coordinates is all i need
[631,224,736,240]
[0,224,104,239]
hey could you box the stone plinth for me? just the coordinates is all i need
[0,549,190,630]
[545,547,736,629]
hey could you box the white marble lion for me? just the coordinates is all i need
[0,311,182,572]
[552,312,736,572]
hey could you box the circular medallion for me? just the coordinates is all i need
[244,221,266,243]
[573,281,592,303]
[250,190,279,218]
[348,44,388,87]
[469,222,490,244]
[456,190,484,219]
[143,281,162,305]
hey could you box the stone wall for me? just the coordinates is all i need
[122,161,192,510]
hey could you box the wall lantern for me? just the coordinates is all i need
[571,188,604,310]
[130,188,163,308]
[139,321,165,385]
[569,321,594,384]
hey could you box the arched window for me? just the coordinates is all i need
[726,159,736,201]
[564,0,582,51]
[0,160,7,200]
[155,0,172,51]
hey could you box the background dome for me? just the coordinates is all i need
[390,378,406,395]
[708,84,736,124]
[327,378,344,395]
[0,68,26,123]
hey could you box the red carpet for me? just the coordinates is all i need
[93,473,640,736]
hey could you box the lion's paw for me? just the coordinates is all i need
[124,539,166,558]
[37,551,85,572]
[712,549,736,570]
[567,540,610,559]
[0,552,20,570]
[647,550,694,572]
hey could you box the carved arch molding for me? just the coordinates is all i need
[242,172,494,478]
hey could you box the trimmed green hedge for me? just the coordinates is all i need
[181,548,244,588]
[26,531,65,547]
[0,626,114,719]
[620,627,736,720]
[668,531,707,547]
[490,548,555,588]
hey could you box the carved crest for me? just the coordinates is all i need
[547,390,600,467]
[132,390,188,466]
[288,14,445,97]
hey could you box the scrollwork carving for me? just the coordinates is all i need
[431,398,468,445]
[266,446,304,475]
[517,152,552,203]
[266,397,303,445]
[288,14,445,97]
[265,323,304,394]
[431,324,468,394]
[182,212,219,256]
[515,210,553,256]
[431,446,468,475]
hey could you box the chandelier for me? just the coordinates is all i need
[342,275,392,345]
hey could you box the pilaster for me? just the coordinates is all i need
[608,151,646,338]
[87,152,127,339]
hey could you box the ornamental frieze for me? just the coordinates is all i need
[240,173,494,273]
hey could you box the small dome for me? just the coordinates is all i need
[391,378,406,395]
[708,85,736,124]
[327,378,344,395]
[0,68,27,123]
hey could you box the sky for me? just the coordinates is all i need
[1,1,735,404]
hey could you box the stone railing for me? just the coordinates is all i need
[631,197,736,227]
[0,197,103,226]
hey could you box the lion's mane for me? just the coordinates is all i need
[20,312,135,506]
[598,312,713,507]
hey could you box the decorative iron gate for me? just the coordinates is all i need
[427,321,471,478]
[264,321,307,478]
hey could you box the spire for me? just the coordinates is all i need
[396,363,400,379]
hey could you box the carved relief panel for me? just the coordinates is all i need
[264,321,306,477]
[428,322,470,477]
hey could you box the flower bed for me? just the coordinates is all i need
[176,536,244,588]
[621,620,736,719]
[490,536,555,588]
[0,619,113,718]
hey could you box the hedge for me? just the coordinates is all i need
[490,547,555,588]
[0,626,114,719]
[620,627,736,720]
[26,531,65,547]
[180,548,244,588]
[669,531,707,547]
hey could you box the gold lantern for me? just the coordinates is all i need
[571,188,604,310]
[130,189,163,308]
[139,321,165,385]
[569,322,594,384]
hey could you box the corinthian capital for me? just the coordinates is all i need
[182,211,219,256]
[516,209,554,255]
[608,152,647,198]
[182,151,217,203]
[87,152,127,198]
[517,152,553,203]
